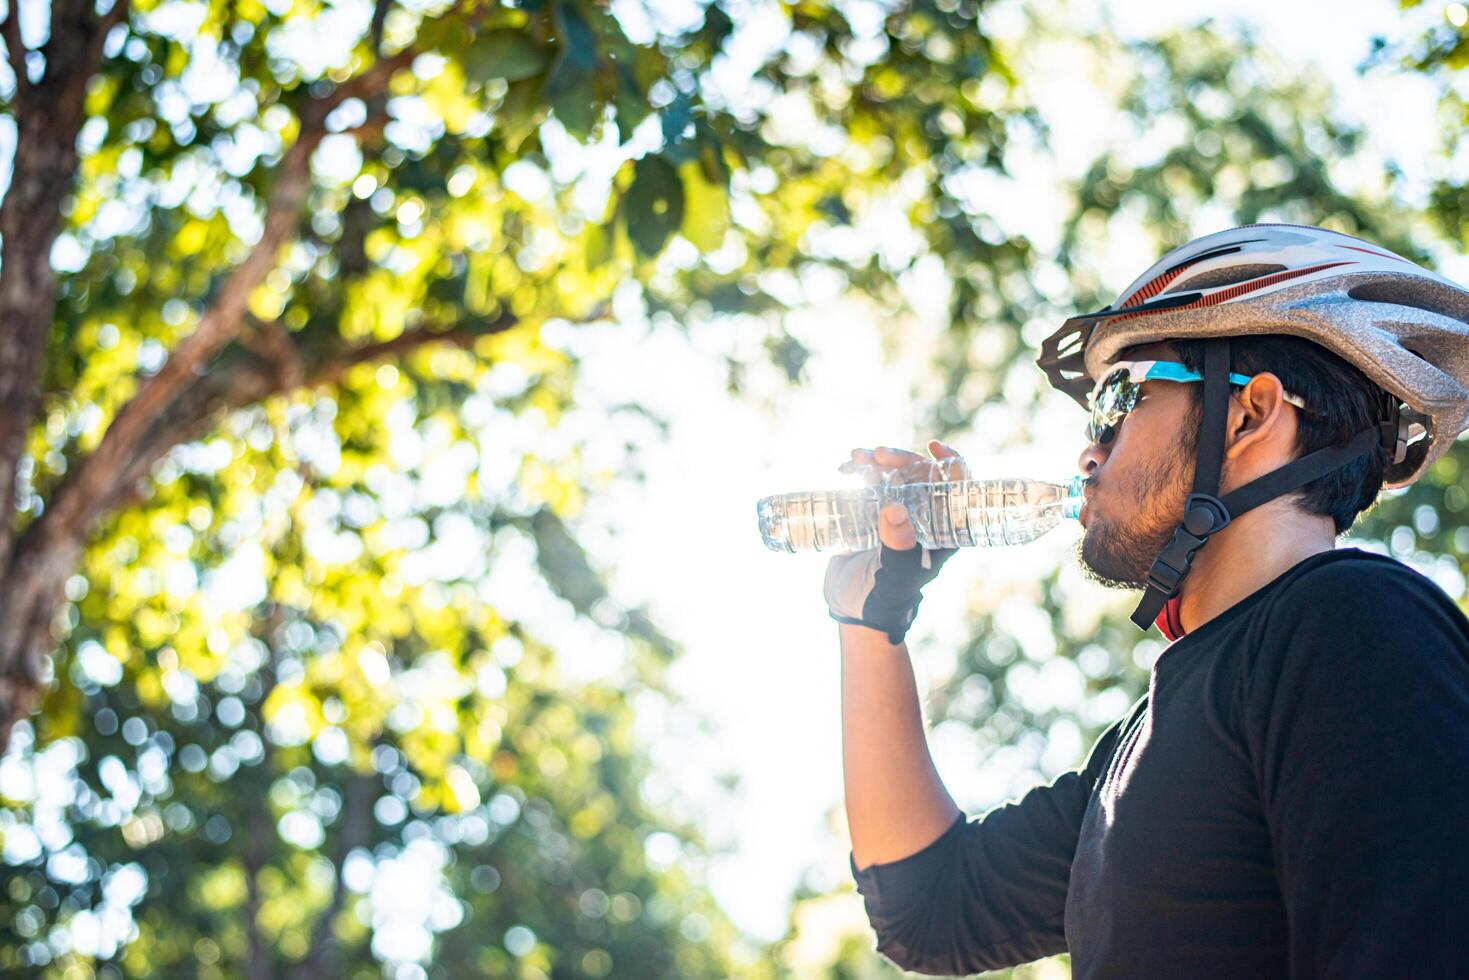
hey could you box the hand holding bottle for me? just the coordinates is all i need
[839,441,972,550]
[822,440,968,646]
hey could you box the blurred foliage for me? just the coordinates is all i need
[1,0,1467,977]
[2,0,781,973]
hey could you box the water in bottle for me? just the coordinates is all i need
[757,469,1086,554]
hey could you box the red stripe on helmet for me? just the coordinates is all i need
[1103,261,1355,326]
[1340,244,1411,264]
[1193,260,1355,306]
[1120,258,1196,307]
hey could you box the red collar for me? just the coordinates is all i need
[1154,594,1186,641]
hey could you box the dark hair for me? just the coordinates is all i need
[1169,335,1389,535]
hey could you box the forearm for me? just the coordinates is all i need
[841,621,961,869]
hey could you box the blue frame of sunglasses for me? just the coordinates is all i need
[1087,359,1309,444]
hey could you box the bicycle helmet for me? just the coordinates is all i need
[1036,223,1469,637]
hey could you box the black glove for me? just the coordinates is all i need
[825,537,957,645]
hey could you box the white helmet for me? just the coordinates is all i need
[1038,222,1469,487]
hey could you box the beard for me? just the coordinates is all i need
[1074,419,1200,590]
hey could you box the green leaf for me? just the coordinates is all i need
[496,77,548,152]
[614,61,651,138]
[695,123,730,184]
[624,155,684,256]
[544,3,601,138]
[552,73,600,139]
[701,4,735,50]
[678,160,728,253]
[545,1,598,93]
[765,332,811,384]
[464,30,549,84]
[584,219,611,269]
[413,17,462,54]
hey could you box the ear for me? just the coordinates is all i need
[1224,373,1296,461]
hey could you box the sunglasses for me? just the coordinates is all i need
[1087,359,1309,445]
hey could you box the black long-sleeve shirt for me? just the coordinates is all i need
[850,546,1469,978]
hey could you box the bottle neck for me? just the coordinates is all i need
[1061,474,1086,520]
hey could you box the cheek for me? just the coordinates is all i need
[1110,415,1153,460]
[1106,415,1181,485]
[1125,401,1182,448]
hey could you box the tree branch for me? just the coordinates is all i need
[311,311,521,386]
[238,314,306,391]
[1,2,29,101]
[0,297,544,749]
[28,11,450,555]
[310,45,418,123]
[333,106,392,147]
[370,0,393,54]
[96,309,524,519]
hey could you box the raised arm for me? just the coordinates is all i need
[841,621,961,867]
[828,440,1126,973]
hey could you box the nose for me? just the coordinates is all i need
[1078,434,1110,478]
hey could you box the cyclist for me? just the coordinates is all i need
[826,224,1469,977]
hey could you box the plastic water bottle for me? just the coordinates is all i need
[757,472,1085,554]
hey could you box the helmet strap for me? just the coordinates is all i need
[1130,338,1232,631]
[1129,338,1381,634]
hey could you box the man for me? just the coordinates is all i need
[825,224,1469,977]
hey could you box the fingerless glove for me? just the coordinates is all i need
[824,541,957,645]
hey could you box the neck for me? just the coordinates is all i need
[1175,498,1337,634]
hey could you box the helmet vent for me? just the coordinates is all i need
[1167,264,1287,293]
[1347,281,1469,326]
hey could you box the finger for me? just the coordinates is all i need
[851,447,920,488]
[926,440,970,480]
[841,451,886,485]
[873,445,925,465]
[878,501,916,550]
[927,439,960,458]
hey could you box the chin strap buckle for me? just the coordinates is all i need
[1141,494,1232,599]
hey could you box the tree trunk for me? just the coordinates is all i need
[0,0,129,731]
[297,770,378,977]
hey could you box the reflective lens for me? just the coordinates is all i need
[1083,358,1312,446]
[1087,368,1141,444]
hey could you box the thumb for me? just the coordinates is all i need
[879,501,917,550]
[927,439,969,480]
[928,438,959,458]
